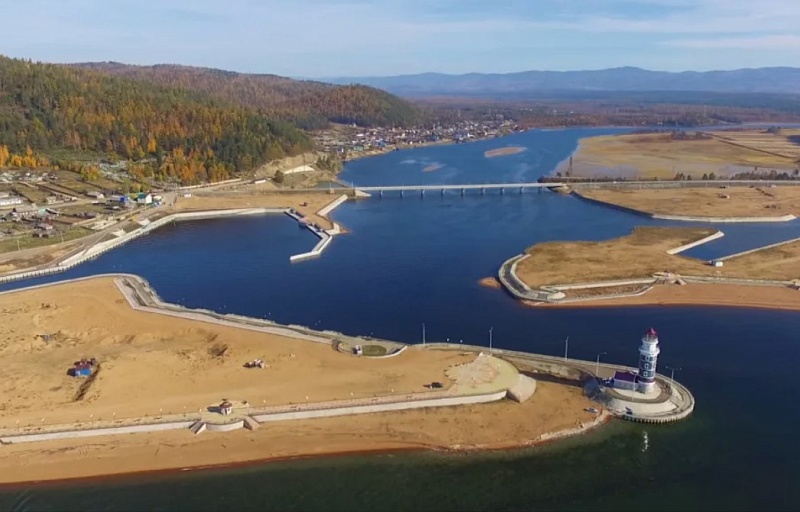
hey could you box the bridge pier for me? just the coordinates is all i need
[520,187,524,194]
[379,190,383,198]
[400,190,404,198]
[500,187,504,195]
[441,188,445,196]
[420,189,425,197]
[461,188,465,196]
[481,188,485,195]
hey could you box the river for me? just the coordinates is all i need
[1,127,799,511]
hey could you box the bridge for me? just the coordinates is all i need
[320,182,566,197]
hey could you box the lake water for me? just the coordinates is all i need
[2,128,800,511]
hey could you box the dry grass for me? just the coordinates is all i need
[563,132,797,179]
[710,129,800,160]
[515,226,800,289]
[516,226,715,287]
[718,239,800,281]
[577,185,800,218]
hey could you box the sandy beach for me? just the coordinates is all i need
[0,277,597,484]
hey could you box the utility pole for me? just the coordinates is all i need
[422,323,426,346]
[489,327,493,353]
[564,336,569,361]
[595,351,607,377]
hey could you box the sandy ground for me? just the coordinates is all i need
[172,191,346,230]
[562,132,796,179]
[516,227,715,287]
[0,244,80,274]
[0,277,597,484]
[0,380,595,484]
[485,146,525,158]
[545,282,800,311]
[577,185,800,218]
[0,278,473,429]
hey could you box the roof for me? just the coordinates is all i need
[647,327,657,337]
[613,371,637,382]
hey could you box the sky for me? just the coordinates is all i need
[2,0,799,77]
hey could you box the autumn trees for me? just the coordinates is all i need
[70,63,425,130]
[0,56,313,184]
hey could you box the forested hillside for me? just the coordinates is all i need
[0,56,311,184]
[72,63,424,129]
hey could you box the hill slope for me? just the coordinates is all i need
[323,66,800,97]
[72,62,424,129]
[0,56,311,183]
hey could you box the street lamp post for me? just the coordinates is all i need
[564,336,569,361]
[489,327,493,353]
[665,365,681,386]
[595,351,607,377]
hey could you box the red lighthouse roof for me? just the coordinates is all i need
[647,328,657,336]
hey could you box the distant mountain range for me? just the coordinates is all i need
[322,67,800,97]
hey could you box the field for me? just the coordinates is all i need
[562,131,798,179]
[710,129,800,160]
[515,226,800,289]
[515,227,715,287]
[0,277,597,483]
[576,185,800,218]
[0,226,92,254]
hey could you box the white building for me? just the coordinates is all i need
[0,197,23,208]
[610,328,661,394]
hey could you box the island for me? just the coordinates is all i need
[485,146,526,158]
[496,226,800,310]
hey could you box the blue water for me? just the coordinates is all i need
[2,127,800,511]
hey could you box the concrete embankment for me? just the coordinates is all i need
[0,196,351,284]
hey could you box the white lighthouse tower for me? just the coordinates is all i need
[637,328,661,393]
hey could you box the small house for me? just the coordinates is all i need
[136,193,153,205]
[12,204,39,218]
[0,196,23,207]
[610,371,638,391]
[711,260,724,267]
[219,401,233,415]
[86,191,105,200]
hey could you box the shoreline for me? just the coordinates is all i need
[0,411,613,488]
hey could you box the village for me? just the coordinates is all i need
[0,168,165,251]
[312,119,524,156]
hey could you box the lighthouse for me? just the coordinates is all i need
[637,328,661,393]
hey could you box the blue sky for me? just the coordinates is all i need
[2,0,799,77]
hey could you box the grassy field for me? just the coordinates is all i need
[577,185,800,218]
[0,226,92,254]
[563,131,798,179]
[515,226,800,288]
[516,227,715,287]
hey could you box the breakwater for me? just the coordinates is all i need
[0,197,350,284]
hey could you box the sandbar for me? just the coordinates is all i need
[0,277,597,484]
[485,146,525,158]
